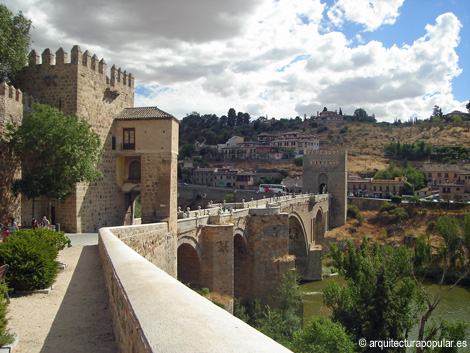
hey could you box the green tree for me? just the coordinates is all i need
[199,146,221,159]
[227,108,236,127]
[6,103,102,205]
[179,143,195,159]
[294,157,303,167]
[0,4,32,83]
[431,105,443,120]
[354,108,368,122]
[324,238,421,349]
[259,270,302,345]
[291,316,355,353]
[413,215,470,353]
[223,193,234,202]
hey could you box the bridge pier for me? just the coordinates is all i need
[200,225,234,310]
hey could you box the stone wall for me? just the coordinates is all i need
[99,225,292,353]
[0,83,29,224]
[110,223,176,277]
[348,196,389,211]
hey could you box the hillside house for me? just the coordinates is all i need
[316,110,343,122]
[422,164,461,186]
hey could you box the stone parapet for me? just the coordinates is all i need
[99,226,291,353]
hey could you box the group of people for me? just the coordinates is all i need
[32,216,51,230]
[0,216,51,243]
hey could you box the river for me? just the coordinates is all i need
[300,276,470,343]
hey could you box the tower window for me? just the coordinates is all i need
[123,128,135,150]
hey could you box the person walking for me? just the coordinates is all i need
[8,217,19,232]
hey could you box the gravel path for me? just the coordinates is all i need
[7,244,117,353]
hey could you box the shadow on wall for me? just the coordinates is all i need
[39,245,117,353]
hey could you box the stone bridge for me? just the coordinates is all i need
[98,192,331,351]
[175,193,329,306]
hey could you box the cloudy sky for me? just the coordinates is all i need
[4,0,469,122]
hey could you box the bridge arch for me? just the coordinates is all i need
[288,212,309,279]
[234,228,252,300]
[314,208,326,246]
[177,236,203,290]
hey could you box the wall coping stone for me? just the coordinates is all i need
[99,226,291,352]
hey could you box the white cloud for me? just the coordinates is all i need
[2,0,467,122]
[327,0,405,31]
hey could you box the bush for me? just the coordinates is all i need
[377,203,409,223]
[428,220,437,231]
[391,195,402,203]
[405,205,419,219]
[409,196,421,204]
[0,232,60,291]
[379,202,397,213]
[223,193,234,202]
[347,204,361,218]
[0,284,13,347]
[290,316,355,353]
[15,228,71,251]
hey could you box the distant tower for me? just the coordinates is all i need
[303,150,347,228]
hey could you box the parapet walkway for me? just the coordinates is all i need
[7,233,117,353]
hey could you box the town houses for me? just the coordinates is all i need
[218,131,319,160]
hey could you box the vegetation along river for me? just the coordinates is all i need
[300,276,470,343]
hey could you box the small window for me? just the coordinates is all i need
[123,128,135,150]
[128,160,141,180]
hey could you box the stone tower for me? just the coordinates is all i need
[13,46,135,232]
[2,45,179,234]
[302,150,347,229]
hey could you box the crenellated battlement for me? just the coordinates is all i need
[304,149,346,156]
[25,45,134,89]
[0,81,36,108]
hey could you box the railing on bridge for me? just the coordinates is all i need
[176,193,329,232]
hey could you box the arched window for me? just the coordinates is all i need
[129,160,141,180]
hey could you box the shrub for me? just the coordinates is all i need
[0,232,60,291]
[378,203,409,223]
[290,316,355,353]
[347,204,361,218]
[0,284,13,347]
[391,195,402,203]
[15,228,71,251]
[223,193,234,202]
[405,205,419,219]
[379,202,397,213]
[409,196,421,204]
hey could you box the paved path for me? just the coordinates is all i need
[7,233,117,353]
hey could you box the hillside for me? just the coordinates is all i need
[316,121,470,174]
[225,121,470,175]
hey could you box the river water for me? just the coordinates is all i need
[300,276,470,343]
